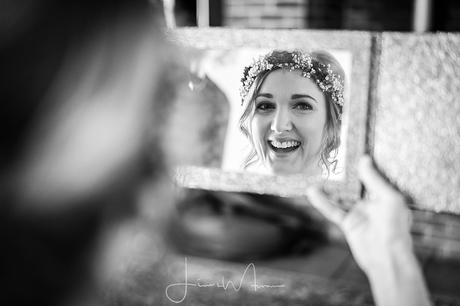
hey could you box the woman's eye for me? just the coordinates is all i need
[293,102,313,111]
[255,102,275,112]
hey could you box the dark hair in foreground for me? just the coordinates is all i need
[0,1,170,305]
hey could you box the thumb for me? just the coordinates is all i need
[358,155,396,198]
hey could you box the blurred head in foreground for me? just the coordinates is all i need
[0,1,176,304]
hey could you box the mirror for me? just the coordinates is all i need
[188,48,352,181]
[169,188,331,260]
[163,28,372,263]
[168,28,371,204]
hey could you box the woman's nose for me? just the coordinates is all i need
[271,108,292,132]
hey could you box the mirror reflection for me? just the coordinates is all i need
[187,48,351,180]
[170,188,329,261]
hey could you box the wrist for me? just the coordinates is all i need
[367,239,417,280]
[366,242,430,306]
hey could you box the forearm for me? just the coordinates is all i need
[366,242,431,306]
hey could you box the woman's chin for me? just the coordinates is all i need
[267,161,322,176]
[268,164,299,175]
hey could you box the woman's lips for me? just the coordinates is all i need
[267,139,301,153]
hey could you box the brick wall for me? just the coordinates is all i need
[307,0,414,31]
[343,0,413,31]
[222,0,414,30]
[307,0,343,29]
[222,0,459,31]
[224,0,307,29]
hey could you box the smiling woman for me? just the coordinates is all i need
[239,50,345,176]
[249,69,328,175]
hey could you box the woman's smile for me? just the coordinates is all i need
[267,138,301,154]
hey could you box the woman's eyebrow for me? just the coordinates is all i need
[291,94,317,102]
[256,93,273,98]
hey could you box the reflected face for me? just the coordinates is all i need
[250,69,327,175]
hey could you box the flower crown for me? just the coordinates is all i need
[239,50,345,112]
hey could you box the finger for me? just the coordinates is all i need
[306,186,346,226]
[358,155,396,197]
[341,201,368,233]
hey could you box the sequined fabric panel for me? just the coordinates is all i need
[373,33,460,213]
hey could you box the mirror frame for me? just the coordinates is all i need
[168,28,372,203]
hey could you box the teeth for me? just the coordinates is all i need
[271,140,300,148]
